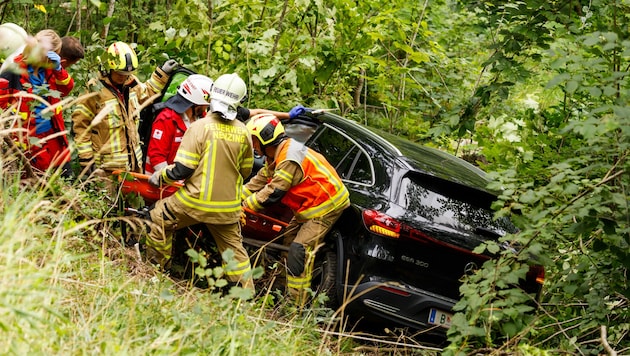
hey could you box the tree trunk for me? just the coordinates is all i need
[354,68,364,108]
[271,0,289,58]
[0,0,10,23]
[101,0,116,42]
[127,0,133,42]
[76,0,82,34]
[206,0,213,70]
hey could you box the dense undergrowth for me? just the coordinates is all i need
[0,143,446,355]
[1,0,629,354]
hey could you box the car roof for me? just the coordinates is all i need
[317,113,495,194]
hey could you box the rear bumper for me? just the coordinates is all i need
[341,279,457,334]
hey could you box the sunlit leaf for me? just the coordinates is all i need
[34,4,47,13]
[565,80,578,93]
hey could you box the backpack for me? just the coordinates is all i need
[138,66,197,166]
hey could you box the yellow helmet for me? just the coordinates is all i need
[246,114,286,147]
[106,41,138,72]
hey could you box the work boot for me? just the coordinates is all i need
[144,246,171,270]
[288,287,309,308]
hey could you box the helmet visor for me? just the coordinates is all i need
[211,99,238,121]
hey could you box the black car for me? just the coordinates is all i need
[241,111,544,333]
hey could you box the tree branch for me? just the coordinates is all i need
[517,152,628,254]
[271,0,289,58]
[601,325,617,356]
[101,0,116,42]
[3,135,35,179]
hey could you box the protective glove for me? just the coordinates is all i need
[47,51,62,71]
[129,206,151,220]
[160,59,179,75]
[33,104,52,134]
[288,104,312,120]
[152,162,168,174]
[240,209,247,226]
[148,168,164,187]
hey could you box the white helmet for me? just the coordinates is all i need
[210,73,246,120]
[177,74,213,106]
[0,23,28,59]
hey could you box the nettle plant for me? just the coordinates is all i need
[186,248,263,300]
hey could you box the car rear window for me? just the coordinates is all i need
[399,174,517,238]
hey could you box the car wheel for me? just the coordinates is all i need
[312,247,338,308]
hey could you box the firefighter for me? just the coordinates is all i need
[241,114,350,303]
[144,74,214,174]
[210,73,292,122]
[0,29,75,178]
[59,36,84,69]
[146,73,255,291]
[146,73,294,174]
[72,41,178,185]
[0,22,28,70]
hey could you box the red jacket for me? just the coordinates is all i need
[0,54,74,171]
[144,107,188,173]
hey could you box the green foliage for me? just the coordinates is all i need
[2,0,629,353]
[444,248,540,353]
[439,0,629,354]
[0,166,350,354]
[186,247,264,300]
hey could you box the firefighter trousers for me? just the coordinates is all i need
[146,197,254,290]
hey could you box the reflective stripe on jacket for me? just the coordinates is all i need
[71,68,168,172]
[277,139,350,220]
[169,114,254,224]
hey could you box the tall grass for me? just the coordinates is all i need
[1,102,443,355]
[0,167,340,354]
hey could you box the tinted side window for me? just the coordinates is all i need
[309,127,352,167]
[347,149,372,184]
[309,126,374,185]
[284,123,317,143]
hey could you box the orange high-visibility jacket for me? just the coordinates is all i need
[245,139,349,220]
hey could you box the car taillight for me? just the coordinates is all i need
[528,264,545,285]
[362,210,400,238]
[363,211,492,260]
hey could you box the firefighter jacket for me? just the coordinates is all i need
[242,138,350,220]
[144,107,188,174]
[161,113,254,224]
[72,68,169,172]
[0,54,74,170]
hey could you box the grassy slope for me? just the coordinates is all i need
[0,166,443,355]
[0,169,320,354]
